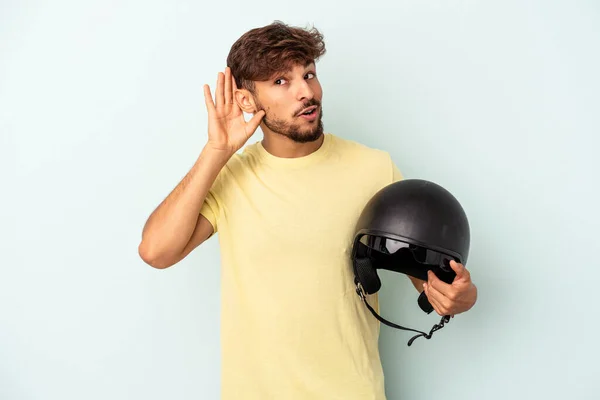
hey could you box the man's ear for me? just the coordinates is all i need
[234,89,258,114]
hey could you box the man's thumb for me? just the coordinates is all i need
[450,260,469,281]
[246,110,265,134]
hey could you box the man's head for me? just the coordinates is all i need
[227,21,326,144]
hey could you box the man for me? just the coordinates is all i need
[139,21,477,400]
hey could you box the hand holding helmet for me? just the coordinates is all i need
[351,178,477,346]
[423,259,477,317]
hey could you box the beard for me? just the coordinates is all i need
[256,98,324,144]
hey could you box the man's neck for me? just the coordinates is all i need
[260,132,325,158]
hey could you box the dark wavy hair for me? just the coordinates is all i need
[226,21,326,94]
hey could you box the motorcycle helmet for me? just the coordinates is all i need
[351,178,470,346]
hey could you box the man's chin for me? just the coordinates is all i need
[262,114,324,144]
[287,129,323,144]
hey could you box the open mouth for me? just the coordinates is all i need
[298,106,318,117]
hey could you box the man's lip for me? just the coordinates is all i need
[297,105,318,116]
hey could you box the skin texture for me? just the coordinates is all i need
[421,260,478,316]
[234,62,326,158]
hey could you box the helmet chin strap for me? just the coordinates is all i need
[355,279,451,346]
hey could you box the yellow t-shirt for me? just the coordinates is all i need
[200,133,403,400]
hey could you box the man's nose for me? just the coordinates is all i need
[295,80,314,101]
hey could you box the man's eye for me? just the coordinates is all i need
[306,73,315,79]
[275,78,287,85]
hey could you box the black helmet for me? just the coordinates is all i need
[351,178,470,346]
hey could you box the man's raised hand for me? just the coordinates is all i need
[203,67,265,156]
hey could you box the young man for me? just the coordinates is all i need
[139,21,477,400]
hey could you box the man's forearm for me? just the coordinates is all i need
[139,146,230,264]
[409,275,426,293]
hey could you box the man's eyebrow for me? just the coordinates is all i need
[265,63,316,81]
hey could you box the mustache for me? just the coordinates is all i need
[294,99,321,116]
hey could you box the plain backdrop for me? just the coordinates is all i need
[2,0,599,399]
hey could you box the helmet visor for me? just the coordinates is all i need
[357,234,457,283]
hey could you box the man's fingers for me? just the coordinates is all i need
[245,110,266,136]
[428,270,454,298]
[450,260,469,281]
[424,281,450,315]
[215,72,225,107]
[424,283,445,316]
[429,297,445,316]
[203,84,215,116]
[231,75,242,113]
[224,67,233,105]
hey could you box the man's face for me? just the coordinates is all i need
[252,62,324,143]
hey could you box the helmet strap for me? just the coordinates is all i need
[355,281,451,346]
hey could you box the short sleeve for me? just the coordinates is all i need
[199,168,228,235]
[199,190,219,234]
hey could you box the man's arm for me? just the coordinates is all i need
[408,275,426,293]
[138,67,265,269]
[138,147,229,269]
